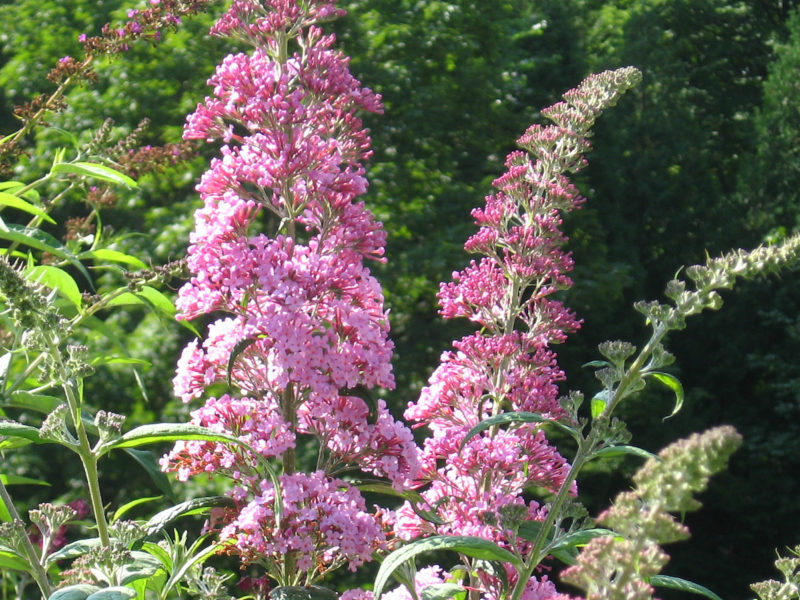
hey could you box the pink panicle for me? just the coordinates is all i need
[165,0,419,581]
[399,69,642,581]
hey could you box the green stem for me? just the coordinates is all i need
[0,479,53,597]
[61,378,110,547]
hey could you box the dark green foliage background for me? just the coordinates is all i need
[2,0,800,597]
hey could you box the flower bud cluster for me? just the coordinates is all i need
[161,0,419,582]
[562,426,742,599]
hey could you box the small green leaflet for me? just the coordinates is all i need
[51,162,137,189]
[646,371,684,419]
[590,391,608,419]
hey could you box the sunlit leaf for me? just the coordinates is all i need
[647,371,684,419]
[0,224,92,286]
[0,192,55,224]
[592,445,658,461]
[143,496,235,537]
[81,249,147,270]
[649,575,722,600]
[51,162,137,188]
[100,423,245,455]
[374,536,522,600]
[112,496,162,523]
[0,474,50,486]
[460,411,580,449]
[26,264,82,309]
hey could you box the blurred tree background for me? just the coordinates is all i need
[1,0,800,597]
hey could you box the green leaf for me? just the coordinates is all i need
[374,536,522,600]
[140,541,172,570]
[103,286,175,319]
[99,423,245,456]
[0,181,40,202]
[85,586,137,600]
[354,481,445,525]
[48,584,101,600]
[421,583,466,600]
[51,162,137,189]
[0,549,29,571]
[592,445,659,461]
[517,520,554,545]
[112,496,162,523]
[649,575,723,600]
[123,448,175,502]
[46,538,101,565]
[0,473,50,486]
[227,336,259,387]
[26,265,82,309]
[270,587,338,600]
[460,411,579,449]
[582,360,611,368]
[647,371,684,419]
[81,249,147,270]
[0,192,55,224]
[136,286,176,317]
[90,356,151,368]
[0,421,48,444]
[0,223,92,286]
[117,552,163,585]
[4,391,62,414]
[549,528,617,554]
[0,494,12,521]
[143,496,235,537]
[590,392,607,419]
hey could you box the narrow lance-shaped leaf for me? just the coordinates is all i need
[0,474,51,486]
[648,575,723,600]
[373,536,523,600]
[143,496,235,538]
[0,421,48,444]
[98,423,247,456]
[0,192,55,224]
[80,249,147,270]
[0,224,93,286]
[460,411,580,449]
[591,445,659,461]
[51,162,137,189]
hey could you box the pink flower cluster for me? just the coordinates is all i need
[216,471,387,573]
[397,70,642,596]
[161,0,418,583]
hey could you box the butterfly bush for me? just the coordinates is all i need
[160,0,419,583]
[395,67,641,596]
